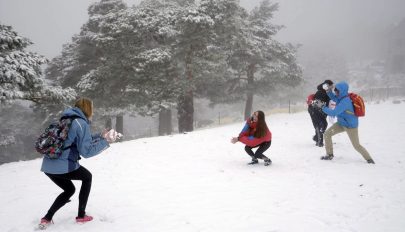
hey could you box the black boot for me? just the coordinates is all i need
[320,154,334,160]
[264,158,272,166]
[367,159,375,164]
[247,158,259,165]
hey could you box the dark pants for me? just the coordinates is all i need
[44,166,92,220]
[313,109,328,145]
[245,141,271,159]
[308,106,317,136]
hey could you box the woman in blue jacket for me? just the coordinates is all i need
[315,81,374,164]
[39,98,110,229]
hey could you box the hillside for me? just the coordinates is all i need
[0,102,404,232]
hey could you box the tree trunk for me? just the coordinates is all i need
[244,91,254,120]
[158,108,172,136]
[178,46,194,133]
[244,64,255,119]
[116,115,124,134]
[177,91,194,133]
[105,117,112,129]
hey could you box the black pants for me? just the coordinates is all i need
[313,110,328,145]
[245,141,271,159]
[308,106,317,136]
[44,166,92,220]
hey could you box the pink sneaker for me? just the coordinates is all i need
[76,215,93,223]
[38,218,53,230]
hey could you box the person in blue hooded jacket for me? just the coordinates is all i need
[39,98,111,229]
[314,81,374,164]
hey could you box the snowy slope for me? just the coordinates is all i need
[1,102,404,232]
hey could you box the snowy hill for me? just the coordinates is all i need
[1,102,405,232]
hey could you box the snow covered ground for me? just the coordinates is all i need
[1,102,404,232]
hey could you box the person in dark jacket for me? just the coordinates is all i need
[39,98,113,229]
[315,81,375,164]
[231,111,272,166]
[311,80,333,147]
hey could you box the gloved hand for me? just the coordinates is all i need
[102,129,123,143]
[230,137,238,144]
[313,100,325,109]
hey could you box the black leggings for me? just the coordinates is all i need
[44,166,92,220]
[245,141,271,159]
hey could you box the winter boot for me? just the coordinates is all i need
[38,218,53,230]
[367,159,375,164]
[247,158,259,165]
[320,154,334,160]
[264,158,272,166]
[76,215,93,224]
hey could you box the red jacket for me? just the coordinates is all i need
[238,120,272,147]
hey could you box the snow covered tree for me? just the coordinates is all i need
[207,0,303,119]
[168,0,243,132]
[45,0,129,131]
[0,24,75,104]
[89,0,182,133]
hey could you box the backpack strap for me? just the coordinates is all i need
[60,115,82,150]
[343,94,355,115]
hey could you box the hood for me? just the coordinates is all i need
[61,107,88,122]
[335,81,349,98]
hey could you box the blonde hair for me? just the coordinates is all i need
[74,97,93,119]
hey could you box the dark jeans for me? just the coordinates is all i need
[308,106,317,135]
[44,166,92,220]
[314,109,328,145]
[245,141,271,159]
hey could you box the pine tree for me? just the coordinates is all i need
[208,0,303,119]
[45,0,129,130]
[170,0,242,132]
[0,24,75,104]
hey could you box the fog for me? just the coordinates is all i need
[1,0,404,61]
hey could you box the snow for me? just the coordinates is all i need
[1,102,405,232]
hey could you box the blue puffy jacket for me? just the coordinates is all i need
[41,107,110,174]
[322,81,358,128]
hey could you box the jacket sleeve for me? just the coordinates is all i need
[327,91,339,103]
[238,128,271,147]
[239,135,260,147]
[322,98,350,116]
[238,121,251,138]
[72,119,109,158]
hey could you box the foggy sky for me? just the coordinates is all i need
[1,0,404,60]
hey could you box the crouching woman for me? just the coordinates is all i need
[231,110,272,166]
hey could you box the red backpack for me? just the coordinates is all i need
[306,94,315,106]
[348,93,365,117]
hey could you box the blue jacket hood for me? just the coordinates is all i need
[335,81,349,99]
[61,107,88,122]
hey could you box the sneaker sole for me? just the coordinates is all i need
[38,224,49,230]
